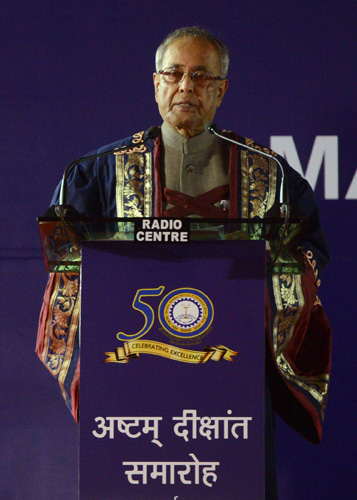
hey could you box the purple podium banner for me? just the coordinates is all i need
[80,240,266,499]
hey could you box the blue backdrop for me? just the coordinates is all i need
[1,1,356,498]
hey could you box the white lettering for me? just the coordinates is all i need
[136,231,145,241]
[136,230,189,242]
[346,169,357,199]
[93,416,163,446]
[270,135,339,199]
[172,409,251,441]
[123,454,220,487]
[180,232,188,242]
[141,219,184,230]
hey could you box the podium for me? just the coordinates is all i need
[38,216,304,499]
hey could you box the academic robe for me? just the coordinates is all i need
[36,128,331,443]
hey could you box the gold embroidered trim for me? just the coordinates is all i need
[115,155,125,218]
[272,274,303,355]
[304,250,322,304]
[249,153,276,217]
[143,154,153,217]
[240,150,249,218]
[272,273,329,407]
[113,131,148,156]
[114,144,148,156]
[245,137,278,157]
[132,131,145,143]
[240,149,277,219]
[58,285,81,401]
[42,273,80,381]
[265,158,277,212]
[115,152,153,218]
[304,250,321,287]
[279,352,329,408]
[42,273,62,365]
[314,296,322,306]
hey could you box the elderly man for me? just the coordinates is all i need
[37,26,331,500]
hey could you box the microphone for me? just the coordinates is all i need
[58,126,160,206]
[145,126,160,140]
[205,122,289,213]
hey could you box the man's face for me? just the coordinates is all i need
[153,38,228,137]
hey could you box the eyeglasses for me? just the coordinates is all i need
[158,68,224,87]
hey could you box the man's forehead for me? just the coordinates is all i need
[165,63,211,71]
[161,38,221,71]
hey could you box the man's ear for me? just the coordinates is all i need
[216,79,229,108]
[153,73,160,103]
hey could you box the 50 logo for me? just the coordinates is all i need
[117,287,214,343]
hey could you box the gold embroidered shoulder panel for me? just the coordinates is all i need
[239,147,277,218]
[115,151,153,218]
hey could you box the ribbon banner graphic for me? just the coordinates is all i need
[104,340,239,364]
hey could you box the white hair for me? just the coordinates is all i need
[155,26,230,78]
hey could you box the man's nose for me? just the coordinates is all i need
[178,72,194,92]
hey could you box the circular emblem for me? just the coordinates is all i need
[158,288,214,339]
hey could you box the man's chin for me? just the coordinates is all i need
[166,117,204,137]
